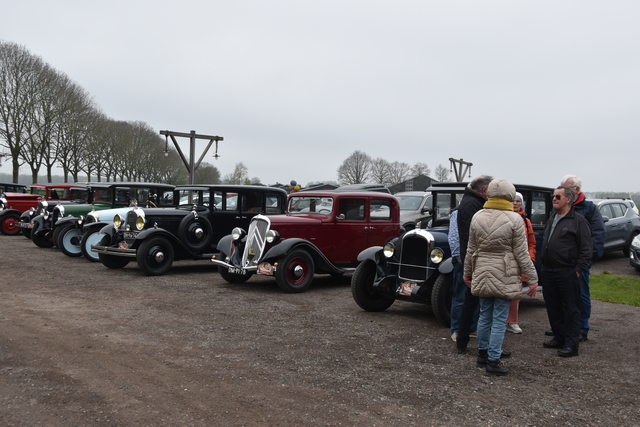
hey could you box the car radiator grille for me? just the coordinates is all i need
[398,233,431,282]
[241,215,270,268]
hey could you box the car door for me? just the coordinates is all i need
[600,202,626,250]
[333,197,369,264]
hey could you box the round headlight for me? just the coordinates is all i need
[135,216,145,231]
[430,247,444,264]
[383,242,395,258]
[231,227,245,240]
[266,229,280,243]
[113,214,123,228]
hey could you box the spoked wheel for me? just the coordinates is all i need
[56,223,83,257]
[136,236,174,276]
[0,214,21,235]
[274,249,314,293]
[351,259,394,311]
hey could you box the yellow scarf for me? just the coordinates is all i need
[483,197,513,211]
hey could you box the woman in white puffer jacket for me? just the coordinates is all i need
[463,179,539,376]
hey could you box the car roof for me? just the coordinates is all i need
[289,191,397,199]
[334,184,390,193]
[394,191,431,196]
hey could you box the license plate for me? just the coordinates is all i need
[227,267,247,275]
[123,231,138,240]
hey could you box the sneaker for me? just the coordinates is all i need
[506,323,522,334]
[451,331,458,342]
[469,331,477,338]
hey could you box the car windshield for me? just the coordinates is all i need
[288,196,333,215]
[396,195,424,210]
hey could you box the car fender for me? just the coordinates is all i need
[31,214,50,235]
[83,222,108,235]
[357,246,383,262]
[0,208,22,220]
[54,216,77,229]
[262,238,343,275]
[133,228,188,252]
[99,224,118,239]
[215,234,234,256]
[437,257,454,274]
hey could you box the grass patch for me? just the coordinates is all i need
[590,272,640,306]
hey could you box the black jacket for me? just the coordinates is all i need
[540,207,592,274]
[457,187,486,262]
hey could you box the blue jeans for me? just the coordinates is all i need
[579,266,591,334]
[450,261,466,333]
[477,297,511,362]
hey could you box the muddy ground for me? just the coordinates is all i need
[1,234,639,426]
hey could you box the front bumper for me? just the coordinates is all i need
[91,244,138,258]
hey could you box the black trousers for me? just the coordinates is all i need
[456,286,479,351]
[541,267,581,350]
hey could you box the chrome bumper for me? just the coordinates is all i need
[91,244,138,258]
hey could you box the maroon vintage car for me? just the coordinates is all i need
[0,184,88,235]
[212,191,401,292]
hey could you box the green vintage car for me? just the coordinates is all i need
[30,182,176,249]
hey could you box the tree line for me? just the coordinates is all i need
[0,40,205,185]
[336,150,450,186]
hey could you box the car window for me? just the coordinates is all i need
[217,193,238,211]
[266,193,285,213]
[70,188,89,201]
[370,199,392,220]
[288,196,333,215]
[241,191,263,212]
[397,195,423,210]
[599,204,613,219]
[338,198,365,221]
[178,190,201,206]
[611,203,625,218]
[530,191,549,225]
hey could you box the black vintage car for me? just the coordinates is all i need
[350,182,554,327]
[91,185,288,276]
[29,182,175,250]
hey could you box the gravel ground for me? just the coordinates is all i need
[1,233,639,426]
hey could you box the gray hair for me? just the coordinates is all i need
[561,174,582,189]
[469,175,493,192]
[557,185,575,200]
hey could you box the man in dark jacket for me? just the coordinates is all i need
[559,175,605,342]
[455,175,493,353]
[541,185,592,357]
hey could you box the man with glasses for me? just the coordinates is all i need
[556,175,605,342]
[540,186,592,357]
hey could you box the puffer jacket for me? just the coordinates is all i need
[464,207,539,300]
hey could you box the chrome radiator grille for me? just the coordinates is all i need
[242,215,271,268]
[397,231,432,282]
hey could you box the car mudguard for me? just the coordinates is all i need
[0,208,23,220]
[131,228,190,254]
[261,238,343,275]
[215,234,234,256]
[99,224,118,239]
[83,222,108,235]
[438,257,454,274]
[54,215,77,229]
[357,246,383,262]
[31,214,49,235]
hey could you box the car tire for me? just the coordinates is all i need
[31,221,54,248]
[431,273,453,327]
[56,223,83,257]
[351,259,394,312]
[623,231,639,257]
[275,249,314,293]
[218,265,253,283]
[80,230,105,262]
[137,236,175,276]
[178,215,213,253]
[98,234,130,269]
[0,213,21,235]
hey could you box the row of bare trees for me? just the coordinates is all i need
[0,40,191,184]
[337,150,450,186]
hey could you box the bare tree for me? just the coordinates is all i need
[411,162,431,177]
[434,164,450,182]
[222,162,249,184]
[387,161,411,186]
[337,150,371,185]
[369,157,391,186]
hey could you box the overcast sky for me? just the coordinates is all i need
[2,1,639,192]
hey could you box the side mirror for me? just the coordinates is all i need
[602,216,609,223]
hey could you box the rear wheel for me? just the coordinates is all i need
[81,231,105,262]
[0,214,20,235]
[275,250,314,293]
[31,222,54,248]
[56,223,83,257]
[431,273,453,327]
[137,236,174,276]
[351,259,394,311]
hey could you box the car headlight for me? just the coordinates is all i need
[266,229,280,243]
[113,214,123,228]
[632,235,640,249]
[232,227,246,240]
[383,242,395,258]
[86,211,99,223]
[29,207,35,215]
[135,215,145,231]
[430,247,444,264]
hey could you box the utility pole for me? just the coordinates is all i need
[160,130,223,185]
[448,157,473,183]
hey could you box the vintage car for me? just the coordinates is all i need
[0,182,27,194]
[211,191,401,293]
[350,182,554,327]
[394,191,433,231]
[91,185,288,276]
[29,183,175,249]
[2,184,89,236]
